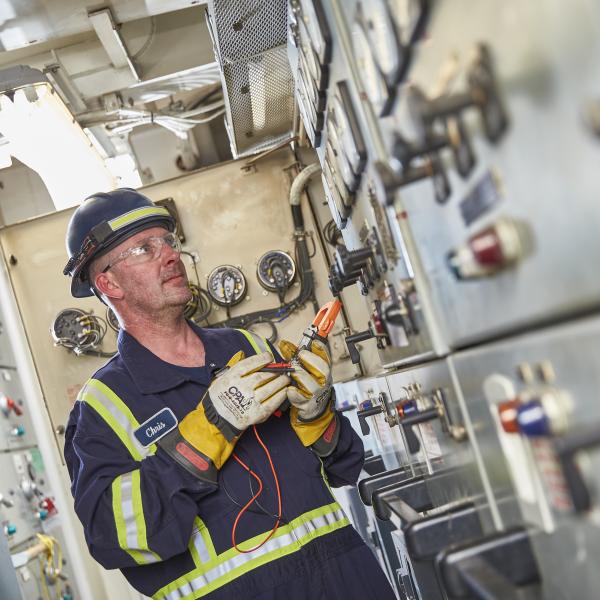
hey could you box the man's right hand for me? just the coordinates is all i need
[160,351,288,483]
[203,351,290,440]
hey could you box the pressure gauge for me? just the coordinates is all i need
[299,51,327,111]
[257,250,296,293]
[326,117,356,192]
[392,0,430,46]
[296,77,324,144]
[352,14,391,116]
[298,19,329,90]
[362,0,404,86]
[322,160,349,230]
[330,81,367,178]
[325,140,353,209]
[298,0,332,63]
[207,265,247,307]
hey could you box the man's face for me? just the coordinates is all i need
[101,226,192,314]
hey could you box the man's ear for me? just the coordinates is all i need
[94,271,124,300]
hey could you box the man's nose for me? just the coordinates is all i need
[160,240,181,264]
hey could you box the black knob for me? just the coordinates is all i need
[345,327,377,364]
[553,425,600,513]
[356,406,383,435]
[335,245,373,278]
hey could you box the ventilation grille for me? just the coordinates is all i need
[207,0,294,158]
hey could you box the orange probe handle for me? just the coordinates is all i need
[312,299,342,338]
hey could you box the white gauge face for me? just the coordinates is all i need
[325,138,352,204]
[332,94,360,171]
[322,163,348,227]
[363,0,401,79]
[352,20,388,115]
[207,265,247,306]
[327,119,355,191]
[257,250,296,292]
[299,31,320,86]
[299,0,327,60]
[390,0,425,45]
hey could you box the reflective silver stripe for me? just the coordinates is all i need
[248,331,269,354]
[120,473,139,550]
[192,529,211,564]
[163,507,347,599]
[80,381,152,460]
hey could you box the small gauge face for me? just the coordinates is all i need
[51,309,86,343]
[326,118,356,192]
[207,265,247,306]
[363,0,401,80]
[352,18,389,116]
[257,250,297,293]
[299,0,331,63]
[322,163,349,229]
[325,139,353,207]
[394,0,428,45]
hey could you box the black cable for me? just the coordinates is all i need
[247,319,278,344]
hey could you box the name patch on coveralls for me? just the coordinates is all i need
[134,408,178,447]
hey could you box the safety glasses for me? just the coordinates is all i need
[102,232,181,272]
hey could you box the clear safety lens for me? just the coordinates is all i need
[104,232,181,271]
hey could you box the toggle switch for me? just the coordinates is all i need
[447,216,525,280]
[0,395,22,417]
[4,523,16,536]
[10,425,25,437]
[36,509,49,521]
[497,399,521,434]
[0,493,14,508]
[517,390,572,437]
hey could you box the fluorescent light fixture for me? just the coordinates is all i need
[0,66,115,210]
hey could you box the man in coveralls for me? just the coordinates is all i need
[63,188,396,599]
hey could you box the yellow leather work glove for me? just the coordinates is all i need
[279,339,340,456]
[160,351,289,482]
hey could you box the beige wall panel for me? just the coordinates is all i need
[0,149,357,456]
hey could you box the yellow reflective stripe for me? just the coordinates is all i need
[112,472,161,565]
[82,391,143,461]
[79,378,157,460]
[235,329,272,358]
[153,502,349,600]
[108,206,170,231]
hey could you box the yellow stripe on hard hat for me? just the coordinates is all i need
[108,206,171,232]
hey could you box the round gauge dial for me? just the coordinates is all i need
[363,0,401,80]
[299,0,330,62]
[207,265,247,306]
[331,94,360,171]
[326,120,355,193]
[257,250,296,293]
[51,308,88,346]
[352,18,389,116]
[395,0,428,45]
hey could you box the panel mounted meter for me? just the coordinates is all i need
[207,265,247,307]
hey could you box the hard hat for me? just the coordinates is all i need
[63,188,176,298]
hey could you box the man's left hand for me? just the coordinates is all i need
[278,339,332,421]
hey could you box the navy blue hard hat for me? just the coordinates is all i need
[63,188,176,298]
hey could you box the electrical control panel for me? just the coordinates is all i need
[450,315,600,599]
[376,0,600,349]
[287,1,600,598]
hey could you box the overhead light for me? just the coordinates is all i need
[0,66,115,210]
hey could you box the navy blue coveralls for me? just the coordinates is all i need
[64,324,396,599]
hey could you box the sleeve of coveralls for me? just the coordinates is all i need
[320,412,365,487]
[64,402,215,570]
